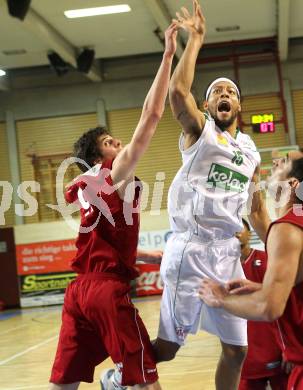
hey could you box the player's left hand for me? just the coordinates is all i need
[164,23,178,57]
[139,250,163,264]
[199,278,227,307]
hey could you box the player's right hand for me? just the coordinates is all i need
[227,279,262,295]
[173,0,206,42]
[199,278,227,308]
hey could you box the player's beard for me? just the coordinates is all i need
[213,111,238,131]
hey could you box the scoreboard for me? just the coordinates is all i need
[251,114,275,133]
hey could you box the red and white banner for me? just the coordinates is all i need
[135,263,163,296]
[16,239,76,275]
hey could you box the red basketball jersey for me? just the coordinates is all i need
[266,209,303,364]
[65,159,141,280]
[241,249,283,378]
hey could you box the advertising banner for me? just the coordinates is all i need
[15,230,171,307]
[19,272,76,307]
[16,239,77,275]
[135,263,163,297]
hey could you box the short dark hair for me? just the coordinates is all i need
[204,78,242,101]
[242,218,250,231]
[288,158,303,203]
[288,158,303,182]
[73,126,108,172]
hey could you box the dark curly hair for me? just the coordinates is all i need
[73,126,109,172]
[288,157,303,203]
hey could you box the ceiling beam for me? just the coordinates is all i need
[143,0,184,60]
[1,1,102,82]
[278,0,290,61]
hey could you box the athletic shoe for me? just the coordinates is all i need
[100,368,115,390]
[100,368,127,390]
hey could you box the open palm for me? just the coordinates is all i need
[174,0,206,38]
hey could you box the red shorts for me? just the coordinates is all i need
[288,365,303,390]
[50,273,158,386]
[239,372,289,390]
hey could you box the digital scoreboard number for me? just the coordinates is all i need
[251,114,275,133]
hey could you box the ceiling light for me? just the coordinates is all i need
[3,49,27,55]
[0,70,6,77]
[216,25,240,32]
[64,4,131,19]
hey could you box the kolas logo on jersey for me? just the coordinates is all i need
[207,163,249,192]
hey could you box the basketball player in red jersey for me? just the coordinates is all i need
[49,23,178,390]
[236,219,288,390]
[200,155,303,390]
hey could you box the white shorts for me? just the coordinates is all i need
[158,231,247,346]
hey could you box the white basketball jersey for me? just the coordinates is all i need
[168,115,261,240]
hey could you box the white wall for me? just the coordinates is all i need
[0,54,302,122]
[14,209,170,245]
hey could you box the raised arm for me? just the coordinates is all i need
[111,23,177,184]
[200,223,303,321]
[247,166,271,242]
[170,0,206,145]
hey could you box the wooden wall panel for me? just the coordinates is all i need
[0,122,14,226]
[16,113,97,223]
[292,90,303,148]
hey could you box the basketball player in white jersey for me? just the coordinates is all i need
[150,2,271,390]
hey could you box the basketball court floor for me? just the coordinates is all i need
[0,296,220,390]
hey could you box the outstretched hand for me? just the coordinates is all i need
[164,22,178,57]
[173,0,206,42]
[199,277,262,308]
[199,278,228,308]
[137,249,163,264]
[145,249,163,264]
[227,279,262,295]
